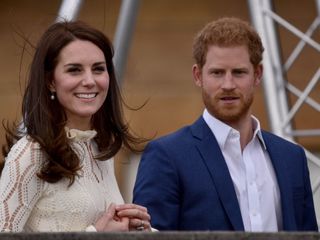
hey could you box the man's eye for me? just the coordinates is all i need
[211,71,223,76]
[234,70,246,75]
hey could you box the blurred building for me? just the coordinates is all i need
[0,0,319,224]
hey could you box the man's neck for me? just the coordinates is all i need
[226,115,253,151]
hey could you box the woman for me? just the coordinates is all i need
[0,21,150,232]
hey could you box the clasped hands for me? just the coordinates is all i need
[94,203,151,232]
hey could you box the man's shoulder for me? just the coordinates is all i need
[261,130,302,150]
[148,116,205,147]
[152,125,192,144]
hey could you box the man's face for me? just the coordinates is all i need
[192,45,262,126]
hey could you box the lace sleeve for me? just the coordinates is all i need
[0,136,44,232]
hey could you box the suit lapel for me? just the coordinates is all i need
[191,117,244,231]
[262,132,297,230]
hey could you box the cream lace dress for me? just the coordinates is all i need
[0,128,124,232]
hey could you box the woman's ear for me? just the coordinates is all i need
[49,82,56,92]
[192,64,202,87]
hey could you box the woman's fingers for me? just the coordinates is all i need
[116,206,150,221]
[92,203,152,232]
[115,204,151,232]
[94,203,129,232]
[129,218,151,231]
[116,203,148,212]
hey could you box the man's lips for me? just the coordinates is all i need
[220,96,239,100]
[218,95,240,106]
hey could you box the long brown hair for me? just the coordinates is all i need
[1,21,145,185]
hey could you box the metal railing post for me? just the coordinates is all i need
[113,0,140,85]
[56,0,83,22]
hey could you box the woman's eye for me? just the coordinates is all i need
[67,67,81,73]
[93,66,106,73]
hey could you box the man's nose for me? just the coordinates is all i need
[221,72,236,90]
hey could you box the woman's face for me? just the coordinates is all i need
[51,39,109,130]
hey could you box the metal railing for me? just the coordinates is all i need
[248,0,320,225]
[1,232,320,240]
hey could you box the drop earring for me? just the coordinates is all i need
[50,92,55,100]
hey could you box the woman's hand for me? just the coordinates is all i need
[94,203,129,232]
[116,203,151,231]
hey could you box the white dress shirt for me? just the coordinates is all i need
[203,109,282,232]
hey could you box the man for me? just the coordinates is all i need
[133,17,318,231]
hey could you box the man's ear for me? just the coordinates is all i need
[254,64,263,86]
[192,64,202,87]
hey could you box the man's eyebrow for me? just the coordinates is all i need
[208,67,225,70]
[232,67,249,71]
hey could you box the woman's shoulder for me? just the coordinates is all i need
[7,134,40,153]
[5,135,43,168]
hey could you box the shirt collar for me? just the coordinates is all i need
[251,115,267,150]
[65,127,97,142]
[202,109,267,150]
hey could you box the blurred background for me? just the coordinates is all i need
[0,0,319,223]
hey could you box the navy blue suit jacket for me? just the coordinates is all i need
[133,117,318,231]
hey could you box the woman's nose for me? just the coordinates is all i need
[82,71,95,86]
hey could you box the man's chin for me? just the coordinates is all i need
[216,111,251,125]
[210,109,241,122]
[217,114,240,123]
